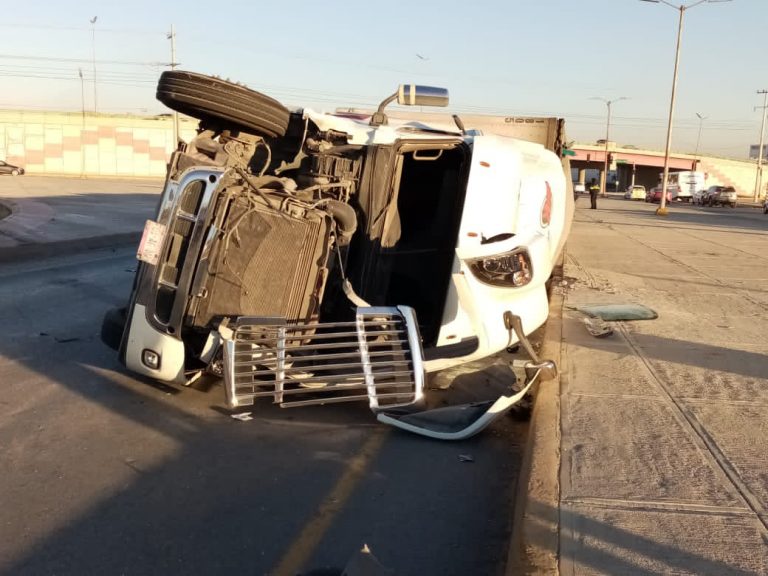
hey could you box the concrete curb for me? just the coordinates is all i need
[506,259,565,575]
[0,232,140,263]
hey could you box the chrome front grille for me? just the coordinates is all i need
[223,306,424,409]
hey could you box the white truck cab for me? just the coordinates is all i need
[102,71,573,413]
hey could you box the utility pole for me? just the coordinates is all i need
[754,89,768,201]
[168,25,179,146]
[90,16,98,112]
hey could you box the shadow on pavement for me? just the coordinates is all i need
[0,251,525,575]
[525,500,761,575]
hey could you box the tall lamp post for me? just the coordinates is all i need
[78,68,86,127]
[90,16,98,112]
[167,25,180,146]
[592,97,627,196]
[694,112,707,158]
[640,0,731,215]
[754,89,767,201]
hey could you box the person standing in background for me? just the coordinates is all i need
[589,179,599,209]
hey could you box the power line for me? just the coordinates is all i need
[0,53,167,66]
[0,22,164,36]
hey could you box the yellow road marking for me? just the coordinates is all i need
[271,427,390,576]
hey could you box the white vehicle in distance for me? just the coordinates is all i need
[663,170,705,203]
[624,185,646,200]
[101,71,573,425]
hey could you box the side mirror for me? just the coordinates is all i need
[397,84,449,108]
[370,84,449,126]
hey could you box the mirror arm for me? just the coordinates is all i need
[370,91,398,126]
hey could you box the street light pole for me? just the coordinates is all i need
[658,3,684,215]
[78,67,86,178]
[167,24,180,146]
[753,89,768,201]
[694,112,707,158]
[592,97,627,196]
[640,0,732,215]
[90,16,98,112]
[78,68,85,127]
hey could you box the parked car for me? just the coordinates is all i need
[0,160,24,175]
[624,185,646,200]
[692,188,708,205]
[704,185,737,208]
[573,182,586,196]
[646,186,672,203]
[101,70,573,413]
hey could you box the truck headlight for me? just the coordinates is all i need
[468,248,533,287]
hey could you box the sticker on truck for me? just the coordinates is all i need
[136,220,167,266]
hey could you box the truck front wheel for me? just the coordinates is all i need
[156,71,291,138]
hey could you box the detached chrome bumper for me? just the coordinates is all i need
[222,306,425,409]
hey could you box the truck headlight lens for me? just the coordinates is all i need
[468,248,533,287]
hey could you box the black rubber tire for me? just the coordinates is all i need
[101,306,127,351]
[156,70,290,138]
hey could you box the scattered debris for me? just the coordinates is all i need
[230,412,253,422]
[571,303,658,321]
[376,361,552,440]
[458,454,475,463]
[341,544,395,576]
[582,315,614,338]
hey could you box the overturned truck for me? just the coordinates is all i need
[103,71,573,430]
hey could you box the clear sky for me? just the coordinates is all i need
[1,0,765,158]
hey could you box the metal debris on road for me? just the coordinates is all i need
[458,454,475,463]
[230,412,253,422]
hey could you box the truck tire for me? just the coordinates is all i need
[101,306,127,351]
[156,71,290,138]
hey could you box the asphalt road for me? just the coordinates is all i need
[0,247,529,576]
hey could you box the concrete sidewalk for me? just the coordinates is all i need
[513,197,768,574]
[0,175,160,261]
